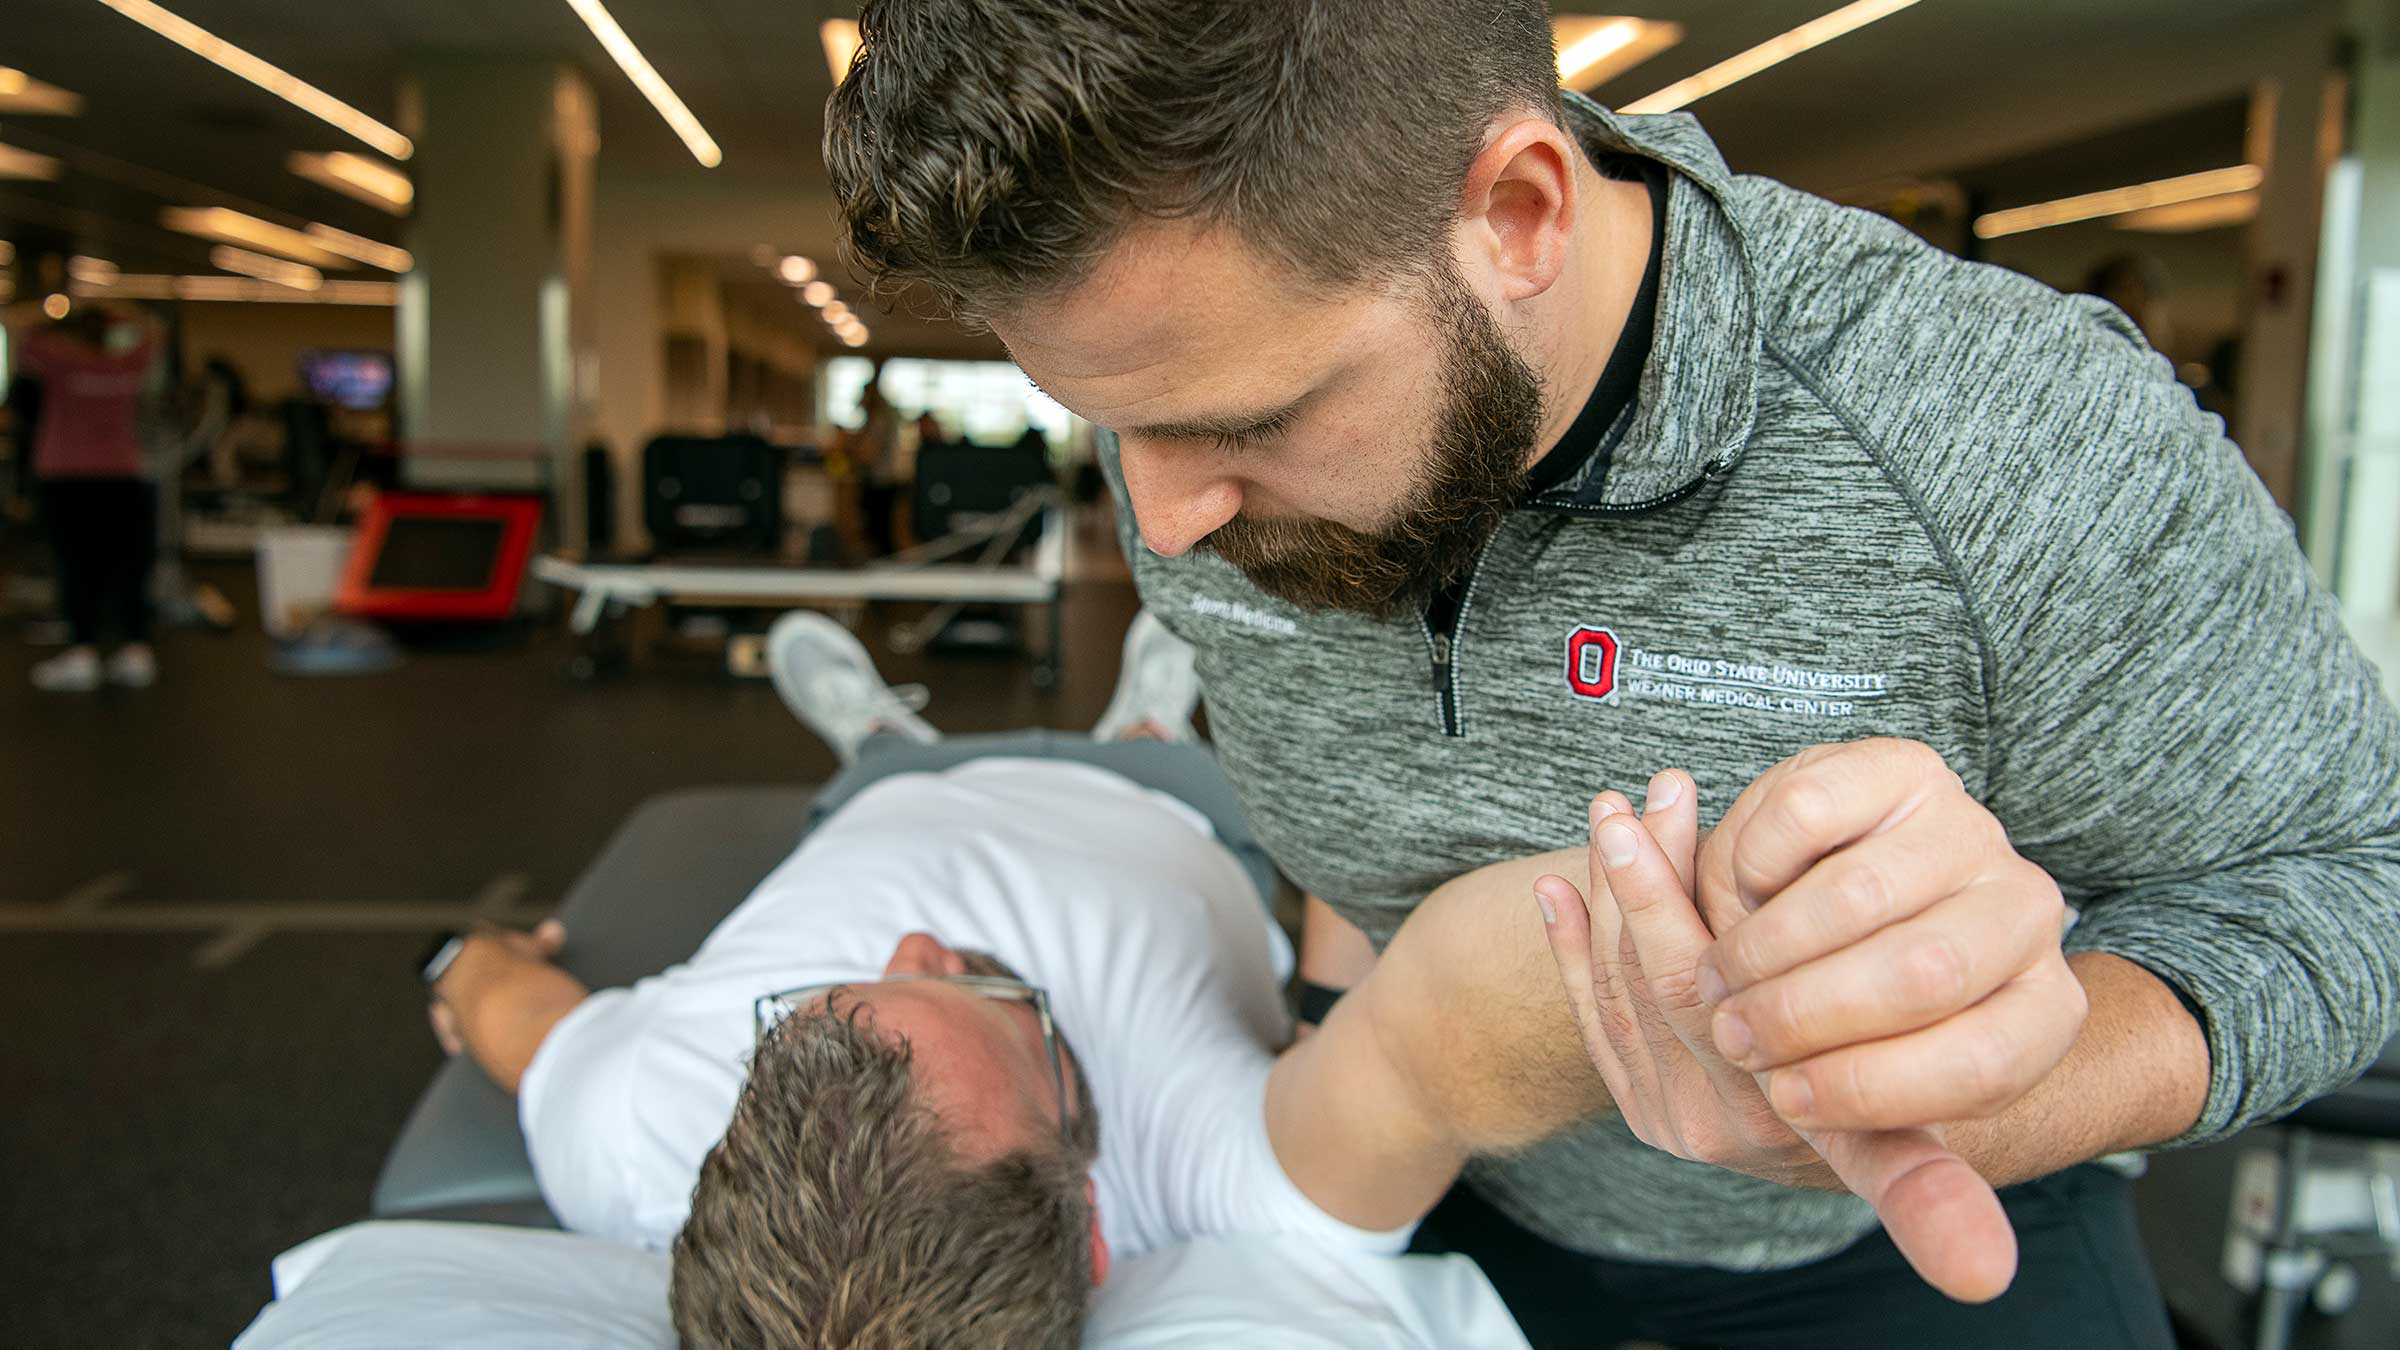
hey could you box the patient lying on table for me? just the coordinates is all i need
[427,611,1657,1347]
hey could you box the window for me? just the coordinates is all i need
[821,357,1078,449]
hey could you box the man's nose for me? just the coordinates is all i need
[884,931,966,977]
[1119,444,1241,558]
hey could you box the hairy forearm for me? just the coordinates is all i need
[1267,846,1612,1229]
[444,953,591,1096]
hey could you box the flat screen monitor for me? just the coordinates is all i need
[299,349,395,411]
[336,492,542,623]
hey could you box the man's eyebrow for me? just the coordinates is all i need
[1120,395,1310,442]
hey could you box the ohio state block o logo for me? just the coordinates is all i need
[1566,625,1619,702]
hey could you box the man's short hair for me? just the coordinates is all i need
[823,0,1566,327]
[671,994,1102,1349]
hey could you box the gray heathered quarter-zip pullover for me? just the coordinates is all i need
[1103,92,2400,1270]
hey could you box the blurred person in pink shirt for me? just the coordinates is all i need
[15,301,164,691]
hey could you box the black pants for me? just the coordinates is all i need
[42,477,157,647]
[1417,1164,2175,1349]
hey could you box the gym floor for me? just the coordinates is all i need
[2,550,2389,1349]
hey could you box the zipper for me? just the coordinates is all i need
[1534,457,1726,517]
[1423,448,1732,736]
[1422,539,1495,738]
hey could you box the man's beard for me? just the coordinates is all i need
[1201,269,1546,620]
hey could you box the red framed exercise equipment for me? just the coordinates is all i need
[335,492,545,623]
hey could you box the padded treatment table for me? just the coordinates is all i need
[372,786,819,1226]
[534,490,1067,684]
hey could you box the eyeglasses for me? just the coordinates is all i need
[754,974,1071,1140]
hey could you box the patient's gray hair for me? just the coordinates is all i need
[670,960,1101,1349]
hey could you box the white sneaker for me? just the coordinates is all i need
[31,646,102,692]
[107,644,158,688]
[766,610,939,765]
[1090,610,1200,742]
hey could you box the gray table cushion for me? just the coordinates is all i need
[371,786,817,1221]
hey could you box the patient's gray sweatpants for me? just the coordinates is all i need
[811,732,1280,908]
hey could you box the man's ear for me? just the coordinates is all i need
[1454,114,1579,304]
[1087,1177,1110,1287]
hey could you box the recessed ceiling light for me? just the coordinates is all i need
[91,0,413,158]
[840,330,869,347]
[801,280,835,307]
[1972,165,2265,239]
[287,151,412,215]
[563,0,722,167]
[778,255,817,285]
[43,293,71,320]
[1621,0,1922,115]
[821,301,851,323]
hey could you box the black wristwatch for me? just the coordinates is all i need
[419,930,468,988]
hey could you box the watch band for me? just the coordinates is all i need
[1295,979,1348,1026]
[419,932,468,988]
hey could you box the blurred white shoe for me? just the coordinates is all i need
[766,610,938,766]
[107,643,158,688]
[31,646,102,692]
[1090,610,1199,742]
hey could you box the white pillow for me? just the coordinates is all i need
[236,1222,1530,1350]
[233,1222,672,1350]
[1085,1236,1531,1350]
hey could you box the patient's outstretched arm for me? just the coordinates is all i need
[1261,794,1687,1230]
[429,921,591,1096]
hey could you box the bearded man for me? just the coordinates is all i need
[823,4,2400,1346]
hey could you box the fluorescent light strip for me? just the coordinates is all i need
[0,143,64,180]
[0,66,85,115]
[209,245,323,291]
[288,151,413,214]
[1553,17,1683,92]
[562,0,722,167]
[2113,190,2261,235]
[77,273,396,305]
[304,223,411,272]
[1621,0,1922,115]
[1972,165,2266,239]
[821,19,862,86]
[1558,20,1642,79]
[91,0,412,159]
[67,255,120,285]
[164,206,349,268]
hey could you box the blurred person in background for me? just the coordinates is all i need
[14,299,163,691]
[912,409,947,456]
[846,373,903,557]
[2081,253,2175,357]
